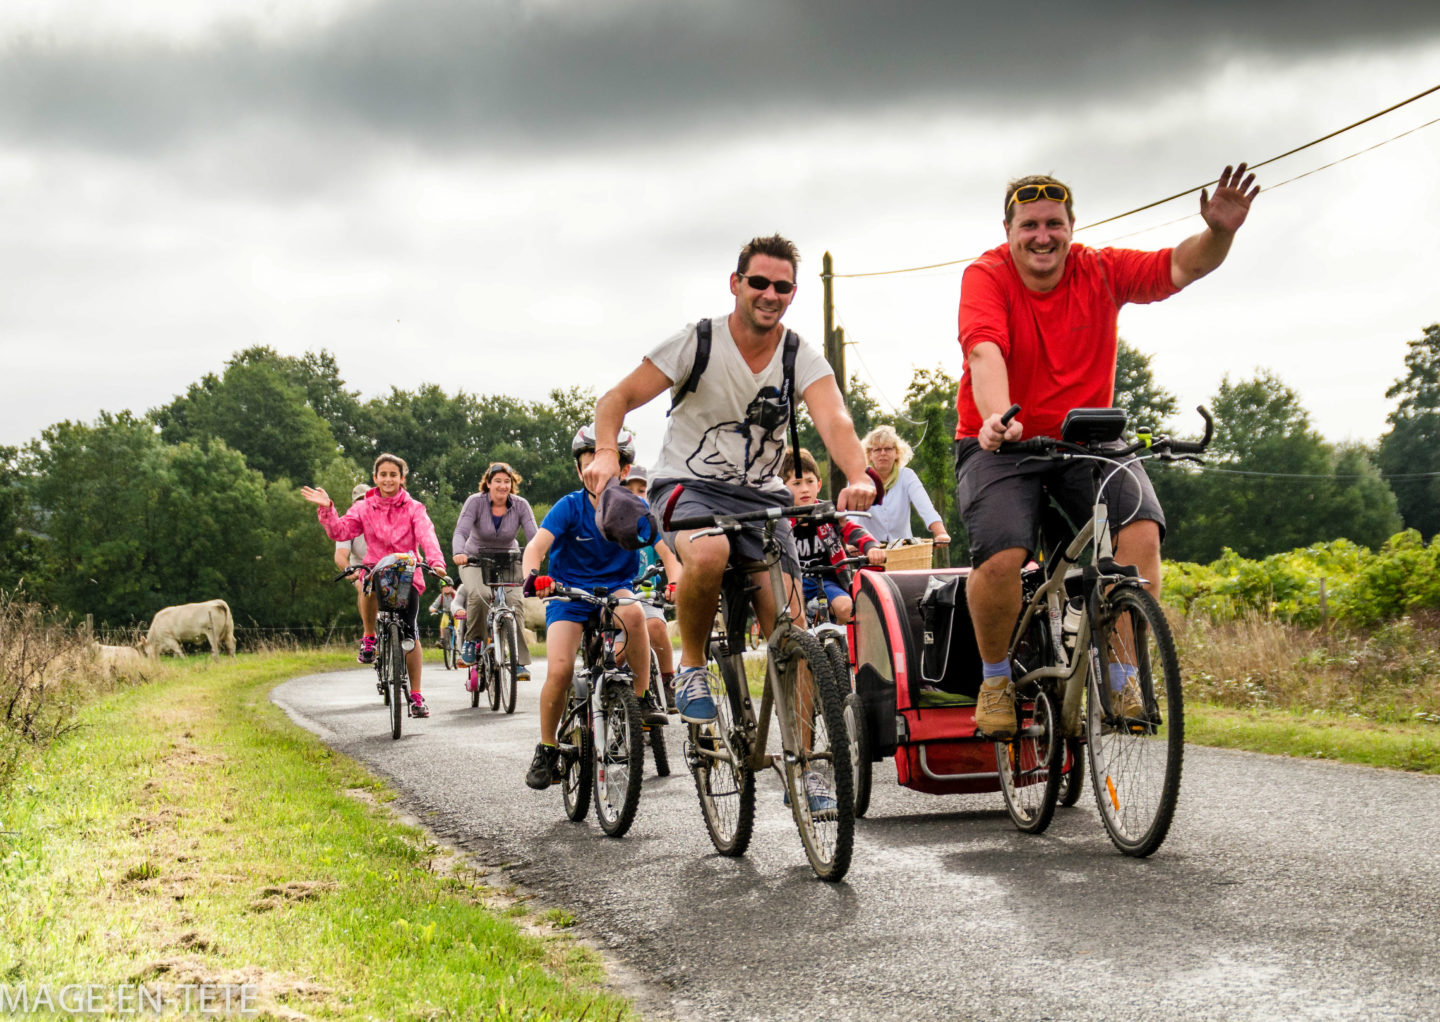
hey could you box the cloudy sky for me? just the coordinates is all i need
[3,0,1439,468]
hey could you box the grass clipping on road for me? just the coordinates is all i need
[0,651,635,1021]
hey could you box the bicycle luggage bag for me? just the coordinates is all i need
[371,552,417,610]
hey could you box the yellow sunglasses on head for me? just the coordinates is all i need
[1007,183,1069,209]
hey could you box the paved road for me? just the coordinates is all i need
[273,664,1440,1022]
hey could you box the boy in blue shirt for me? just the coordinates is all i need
[520,425,672,790]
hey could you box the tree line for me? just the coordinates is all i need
[2,325,1439,632]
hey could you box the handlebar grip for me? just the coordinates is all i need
[1165,405,1213,455]
[999,403,1021,427]
[997,438,1052,456]
[668,515,720,532]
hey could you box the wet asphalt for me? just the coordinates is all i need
[272,664,1440,1022]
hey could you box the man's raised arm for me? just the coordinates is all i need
[802,377,876,513]
[583,359,674,494]
[1171,162,1260,290]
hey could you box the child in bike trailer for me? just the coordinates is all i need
[623,464,684,711]
[782,447,885,626]
[302,453,453,718]
[520,425,673,790]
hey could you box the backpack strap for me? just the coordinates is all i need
[668,318,712,414]
[782,329,801,463]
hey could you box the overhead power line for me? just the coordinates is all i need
[828,82,1440,280]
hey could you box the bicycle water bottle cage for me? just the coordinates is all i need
[1060,408,1127,445]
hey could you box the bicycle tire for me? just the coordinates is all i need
[1086,585,1184,857]
[469,665,480,708]
[996,685,1063,833]
[841,692,873,819]
[486,647,502,712]
[561,690,592,822]
[645,649,670,776]
[776,629,855,882]
[593,679,644,838]
[388,623,405,741]
[442,629,455,671]
[690,642,755,857]
[501,617,519,715]
[1058,737,1085,806]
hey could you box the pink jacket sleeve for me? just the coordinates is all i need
[318,502,365,542]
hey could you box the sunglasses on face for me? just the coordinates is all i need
[736,273,796,295]
[1007,183,1070,209]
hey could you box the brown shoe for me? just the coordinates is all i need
[1114,678,1145,720]
[974,681,1016,738]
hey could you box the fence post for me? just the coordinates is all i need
[85,613,94,645]
[1318,576,1328,631]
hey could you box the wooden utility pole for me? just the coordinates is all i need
[821,252,847,499]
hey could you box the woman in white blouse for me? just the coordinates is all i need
[857,425,951,550]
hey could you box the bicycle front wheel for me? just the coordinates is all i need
[996,685,1063,833]
[690,643,755,856]
[647,649,670,777]
[776,630,855,882]
[442,629,456,670]
[560,691,592,822]
[387,624,405,740]
[1086,585,1184,857]
[486,648,502,712]
[593,679,644,837]
[501,617,520,714]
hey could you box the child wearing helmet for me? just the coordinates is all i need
[518,425,681,790]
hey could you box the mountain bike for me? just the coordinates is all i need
[468,552,523,714]
[995,404,1211,855]
[664,497,856,882]
[546,584,648,838]
[333,560,451,740]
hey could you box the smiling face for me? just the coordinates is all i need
[730,253,797,335]
[1006,198,1073,291]
[487,471,513,503]
[373,461,405,497]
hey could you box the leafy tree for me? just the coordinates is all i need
[154,355,337,484]
[1378,323,1440,539]
[0,446,42,592]
[1113,338,1178,433]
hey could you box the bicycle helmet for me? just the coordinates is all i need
[572,423,636,466]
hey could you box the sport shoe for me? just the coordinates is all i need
[639,688,669,726]
[784,770,838,818]
[974,680,1017,738]
[1113,677,1145,721]
[357,635,377,665]
[459,640,478,666]
[662,675,677,713]
[525,743,562,790]
[409,693,430,718]
[673,666,716,722]
[517,665,531,681]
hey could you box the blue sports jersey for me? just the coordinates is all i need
[542,489,640,592]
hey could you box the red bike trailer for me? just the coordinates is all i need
[848,566,1002,797]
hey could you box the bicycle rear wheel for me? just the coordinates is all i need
[593,679,644,837]
[500,617,519,715]
[469,665,480,708]
[646,649,670,777]
[1058,737,1085,806]
[1086,586,1184,857]
[560,691,592,822]
[442,629,456,670]
[689,643,755,857]
[387,624,405,740]
[996,685,1063,833]
[776,630,854,882]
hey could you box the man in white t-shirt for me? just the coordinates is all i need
[584,234,877,746]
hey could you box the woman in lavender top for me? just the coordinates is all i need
[453,462,538,672]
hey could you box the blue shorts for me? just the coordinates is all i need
[544,588,635,629]
[803,576,850,605]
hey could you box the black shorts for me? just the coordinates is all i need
[953,438,1165,568]
[652,478,800,577]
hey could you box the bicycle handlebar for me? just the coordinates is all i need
[996,405,1213,461]
[665,497,861,534]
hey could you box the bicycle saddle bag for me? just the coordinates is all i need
[1060,407,1127,444]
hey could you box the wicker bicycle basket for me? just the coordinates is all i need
[883,539,935,572]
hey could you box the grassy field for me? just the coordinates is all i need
[0,650,635,1021]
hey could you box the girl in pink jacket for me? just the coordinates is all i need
[302,453,453,718]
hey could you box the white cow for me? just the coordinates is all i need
[93,643,153,679]
[143,599,237,659]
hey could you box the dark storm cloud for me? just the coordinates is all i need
[1,0,1434,159]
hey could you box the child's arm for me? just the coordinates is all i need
[655,539,683,589]
[841,519,886,565]
[522,528,557,595]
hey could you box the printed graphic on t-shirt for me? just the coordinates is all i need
[685,384,791,485]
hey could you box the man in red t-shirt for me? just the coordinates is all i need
[955,164,1260,737]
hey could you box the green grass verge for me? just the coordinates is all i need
[0,651,635,1021]
[1186,701,1440,773]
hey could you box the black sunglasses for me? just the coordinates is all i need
[736,273,796,295]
